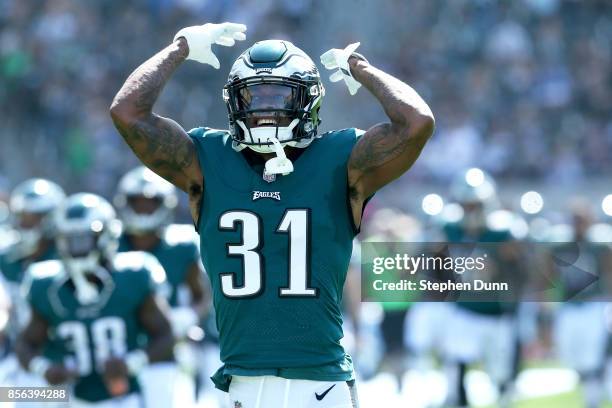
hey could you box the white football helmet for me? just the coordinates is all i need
[114,166,177,235]
[54,193,121,304]
[9,179,65,258]
[223,40,325,157]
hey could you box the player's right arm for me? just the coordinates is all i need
[110,23,246,222]
[15,309,77,385]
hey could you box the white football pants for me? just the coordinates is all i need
[228,375,359,408]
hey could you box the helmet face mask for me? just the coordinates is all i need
[55,194,121,273]
[58,232,99,259]
[55,193,121,304]
[237,82,298,121]
[224,40,324,154]
[127,195,164,216]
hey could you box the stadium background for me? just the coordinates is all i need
[1,0,611,407]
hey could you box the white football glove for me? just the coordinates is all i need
[174,22,247,69]
[320,42,364,95]
[170,307,198,339]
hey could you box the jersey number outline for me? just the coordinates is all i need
[219,209,318,298]
[56,317,127,376]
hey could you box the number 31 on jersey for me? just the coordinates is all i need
[219,209,317,298]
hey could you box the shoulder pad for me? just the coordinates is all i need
[322,128,364,139]
[188,127,229,138]
[22,260,65,296]
[113,250,161,274]
[163,224,198,246]
[0,229,18,253]
[113,251,166,285]
[586,223,612,243]
[26,260,64,280]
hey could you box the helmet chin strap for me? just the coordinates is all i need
[265,137,294,176]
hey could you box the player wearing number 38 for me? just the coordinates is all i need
[110,21,435,407]
[15,194,174,407]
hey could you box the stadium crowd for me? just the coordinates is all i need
[1,0,611,199]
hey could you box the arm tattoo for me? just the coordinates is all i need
[349,123,412,171]
[114,115,194,181]
[347,58,434,197]
[113,39,188,117]
[111,39,201,194]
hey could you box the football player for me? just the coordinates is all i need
[362,208,423,391]
[0,179,65,397]
[440,168,526,407]
[114,166,208,407]
[15,193,174,407]
[110,22,434,407]
[0,179,65,330]
[547,201,612,408]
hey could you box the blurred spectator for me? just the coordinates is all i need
[0,0,610,202]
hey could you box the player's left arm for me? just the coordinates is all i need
[138,294,175,362]
[185,262,210,317]
[347,57,435,212]
[103,293,174,395]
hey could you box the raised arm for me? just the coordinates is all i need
[347,56,435,203]
[110,22,247,223]
[109,38,201,197]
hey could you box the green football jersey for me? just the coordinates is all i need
[24,252,166,402]
[0,243,57,338]
[0,243,57,284]
[443,216,516,315]
[118,224,200,307]
[189,127,361,391]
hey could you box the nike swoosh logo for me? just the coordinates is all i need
[315,384,336,401]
